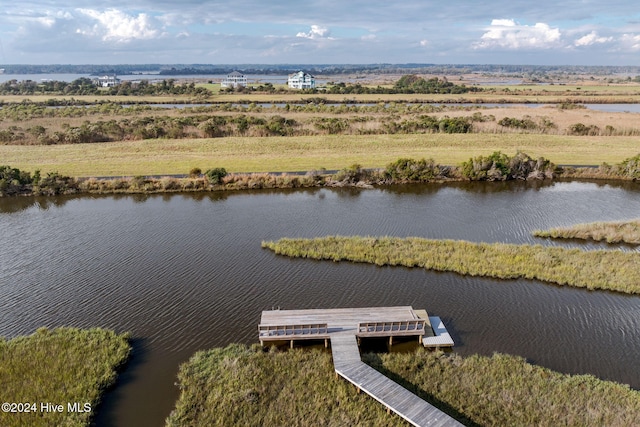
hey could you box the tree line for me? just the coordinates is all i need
[0,79,212,97]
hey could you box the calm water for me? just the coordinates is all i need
[1,181,639,426]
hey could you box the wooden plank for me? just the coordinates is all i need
[422,316,454,348]
[261,306,418,330]
[414,309,435,337]
[330,336,463,426]
[258,307,462,426]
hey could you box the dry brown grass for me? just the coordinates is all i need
[442,106,640,136]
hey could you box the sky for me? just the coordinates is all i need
[1,0,639,65]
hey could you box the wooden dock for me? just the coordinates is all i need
[259,306,461,427]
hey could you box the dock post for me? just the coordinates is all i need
[325,338,328,348]
[389,336,393,346]
[290,340,294,349]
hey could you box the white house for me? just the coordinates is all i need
[221,71,247,88]
[94,74,121,87]
[287,71,315,89]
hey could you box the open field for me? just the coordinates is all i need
[167,343,640,427]
[2,81,639,178]
[534,219,640,244]
[2,134,639,177]
[262,236,640,294]
[2,102,639,138]
[0,91,639,104]
[0,327,131,427]
[2,82,640,104]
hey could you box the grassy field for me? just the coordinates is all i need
[262,236,640,295]
[2,134,639,177]
[2,83,640,104]
[0,327,131,427]
[534,219,640,244]
[166,344,640,427]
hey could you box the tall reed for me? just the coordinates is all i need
[262,236,640,294]
[0,327,131,427]
[167,344,640,427]
[534,219,640,244]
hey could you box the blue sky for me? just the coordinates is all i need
[1,0,639,65]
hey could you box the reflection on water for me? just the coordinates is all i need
[1,180,639,426]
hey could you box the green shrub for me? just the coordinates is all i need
[0,165,34,196]
[616,154,640,179]
[35,172,79,196]
[498,116,538,130]
[384,158,450,181]
[198,117,225,138]
[333,164,370,183]
[461,151,554,181]
[205,167,228,184]
[569,123,600,136]
[438,116,472,133]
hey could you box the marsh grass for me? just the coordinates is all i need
[3,134,640,176]
[167,344,640,427]
[262,236,640,294]
[0,327,131,427]
[369,351,640,427]
[534,219,640,244]
[166,344,409,427]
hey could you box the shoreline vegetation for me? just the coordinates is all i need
[534,219,640,245]
[167,344,640,427]
[1,151,639,197]
[262,236,640,295]
[0,327,131,427]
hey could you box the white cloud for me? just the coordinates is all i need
[574,31,613,46]
[620,33,640,51]
[474,19,562,50]
[26,10,73,28]
[296,25,331,39]
[420,39,429,47]
[77,8,161,42]
[36,17,56,28]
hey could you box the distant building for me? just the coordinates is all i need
[94,74,121,87]
[221,71,247,88]
[0,68,5,74]
[287,71,315,89]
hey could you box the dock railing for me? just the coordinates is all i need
[258,323,329,340]
[357,319,426,337]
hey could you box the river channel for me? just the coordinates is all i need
[1,180,639,426]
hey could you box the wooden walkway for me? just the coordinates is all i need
[259,307,462,427]
[331,333,462,427]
